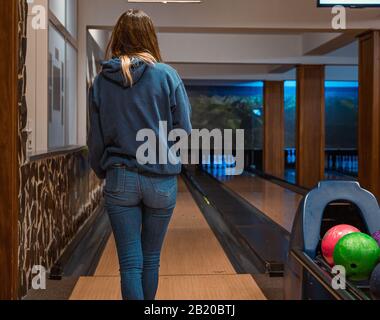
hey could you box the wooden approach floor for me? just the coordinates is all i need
[70,178,266,300]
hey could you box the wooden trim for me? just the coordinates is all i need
[29,145,87,162]
[263,81,285,179]
[358,31,380,200]
[296,65,325,189]
[304,31,361,56]
[88,25,368,35]
[268,65,295,74]
[0,0,19,300]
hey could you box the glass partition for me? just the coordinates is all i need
[325,81,359,179]
[186,82,264,173]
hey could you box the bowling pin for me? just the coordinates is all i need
[348,156,353,172]
[336,156,341,170]
[225,154,230,167]
[230,155,236,168]
[329,156,333,169]
[292,149,296,164]
[202,154,207,167]
[287,149,291,165]
[354,156,358,172]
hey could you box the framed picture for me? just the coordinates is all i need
[53,64,61,112]
[48,53,53,122]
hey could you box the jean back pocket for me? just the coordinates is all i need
[105,168,126,193]
[149,176,177,197]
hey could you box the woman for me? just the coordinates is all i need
[88,9,192,300]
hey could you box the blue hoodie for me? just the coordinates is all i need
[88,58,192,179]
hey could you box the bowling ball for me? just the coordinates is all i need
[333,232,380,281]
[372,230,380,247]
[321,224,360,266]
[370,263,380,300]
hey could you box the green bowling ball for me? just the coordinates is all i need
[333,232,380,281]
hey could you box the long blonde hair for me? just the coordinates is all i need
[106,9,163,86]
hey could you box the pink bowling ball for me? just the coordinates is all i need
[321,224,360,266]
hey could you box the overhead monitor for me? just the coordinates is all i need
[318,0,380,7]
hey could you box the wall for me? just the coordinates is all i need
[25,0,48,155]
[18,0,103,297]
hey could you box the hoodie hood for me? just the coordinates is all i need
[100,57,147,87]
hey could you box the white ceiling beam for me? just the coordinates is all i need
[80,0,380,31]
[303,32,360,55]
[173,64,358,81]
[158,33,357,64]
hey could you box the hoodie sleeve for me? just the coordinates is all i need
[88,81,106,180]
[171,81,192,135]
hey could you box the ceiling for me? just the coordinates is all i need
[83,0,380,80]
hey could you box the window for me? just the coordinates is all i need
[26,0,78,156]
[48,0,78,149]
[49,0,77,38]
[284,80,297,183]
[186,82,263,150]
[284,80,296,151]
[185,81,264,170]
[281,79,359,183]
[49,0,65,26]
[325,81,358,150]
[325,81,359,177]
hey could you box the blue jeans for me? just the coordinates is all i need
[104,167,177,300]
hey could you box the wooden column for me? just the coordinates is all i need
[263,81,285,178]
[0,0,19,299]
[358,31,380,200]
[296,65,325,189]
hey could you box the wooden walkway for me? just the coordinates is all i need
[70,178,266,300]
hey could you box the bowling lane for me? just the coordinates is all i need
[94,220,236,277]
[69,274,265,301]
[94,185,235,277]
[70,177,266,300]
[212,173,302,233]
